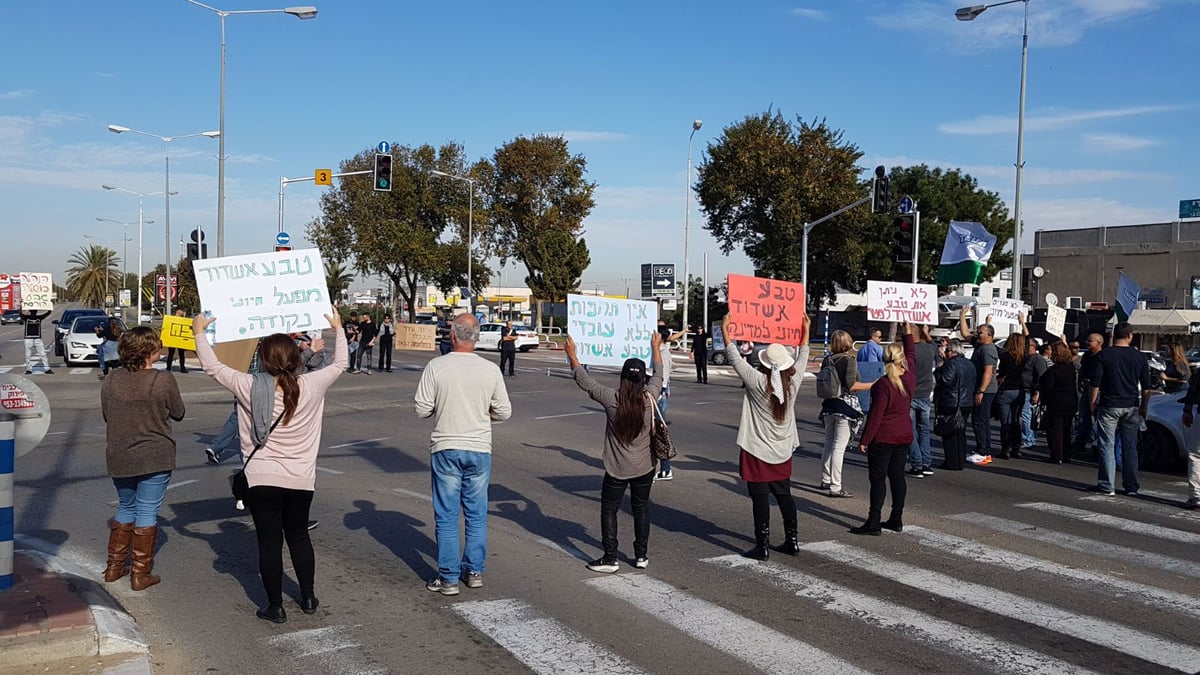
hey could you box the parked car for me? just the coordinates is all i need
[476,322,539,351]
[52,308,106,356]
[1,309,21,325]
[1140,390,1195,472]
[64,315,126,367]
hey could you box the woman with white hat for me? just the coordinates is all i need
[721,314,810,560]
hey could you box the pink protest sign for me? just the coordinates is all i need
[725,274,806,344]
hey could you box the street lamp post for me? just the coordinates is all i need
[107,125,217,315]
[102,186,169,326]
[185,0,319,258]
[96,218,140,309]
[956,0,1029,303]
[682,119,702,335]
[430,170,476,316]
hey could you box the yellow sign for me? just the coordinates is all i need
[160,315,196,351]
[396,323,437,351]
[314,169,332,186]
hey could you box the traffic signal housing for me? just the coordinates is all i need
[186,242,208,261]
[373,153,392,192]
[892,214,914,264]
[872,165,890,214]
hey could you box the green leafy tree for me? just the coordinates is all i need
[65,244,121,308]
[325,259,354,306]
[483,135,596,329]
[662,277,727,328]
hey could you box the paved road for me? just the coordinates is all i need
[5,323,1200,674]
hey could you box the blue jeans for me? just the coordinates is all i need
[112,471,172,527]
[658,387,671,473]
[1095,406,1140,492]
[431,450,492,583]
[972,392,996,456]
[1020,397,1037,447]
[908,396,932,469]
[996,389,1025,454]
[211,405,241,462]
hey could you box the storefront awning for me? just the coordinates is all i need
[1128,309,1200,335]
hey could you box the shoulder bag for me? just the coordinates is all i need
[230,411,286,502]
[645,392,676,461]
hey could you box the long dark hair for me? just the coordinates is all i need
[759,365,796,423]
[258,334,302,425]
[612,378,646,445]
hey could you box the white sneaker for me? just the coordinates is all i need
[634,557,648,569]
[654,470,673,481]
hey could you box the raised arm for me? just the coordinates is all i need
[957,309,971,339]
[1018,312,1030,336]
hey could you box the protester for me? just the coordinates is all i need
[20,308,54,375]
[377,315,395,372]
[691,325,709,384]
[959,310,997,457]
[1162,344,1191,393]
[415,314,511,595]
[1180,366,1200,510]
[818,330,872,497]
[995,332,1028,459]
[851,322,916,535]
[101,326,185,590]
[856,328,883,363]
[934,339,975,470]
[194,309,347,623]
[164,308,190,373]
[653,322,686,481]
[1088,322,1152,496]
[722,314,809,559]
[1022,341,1052,448]
[1074,333,1104,453]
[1039,340,1078,464]
[907,325,938,478]
[355,313,377,374]
[95,317,124,377]
[565,331,662,573]
[499,320,517,377]
[296,334,326,371]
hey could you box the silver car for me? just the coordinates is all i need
[65,316,125,367]
[1141,390,1195,472]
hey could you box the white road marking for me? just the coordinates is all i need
[1016,502,1200,544]
[704,554,1099,675]
[802,540,1200,672]
[266,626,386,675]
[164,479,197,491]
[952,512,1200,579]
[586,574,868,675]
[393,487,431,502]
[316,466,344,475]
[1081,493,1200,521]
[535,537,591,562]
[906,526,1200,616]
[327,437,390,449]
[1135,488,1187,502]
[451,599,644,675]
[534,411,600,420]
[45,431,68,436]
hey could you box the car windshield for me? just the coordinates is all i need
[73,317,113,333]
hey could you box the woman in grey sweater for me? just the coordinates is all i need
[565,331,663,573]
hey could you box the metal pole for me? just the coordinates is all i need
[278,177,286,233]
[0,415,13,591]
[703,252,709,331]
[1011,0,1029,302]
[911,210,921,285]
[801,224,809,293]
[164,151,172,316]
[122,224,128,293]
[467,179,474,316]
[217,14,227,257]
[682,127,697,332]
[137,198,144,326]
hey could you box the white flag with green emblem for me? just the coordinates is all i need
[936,221,997,286]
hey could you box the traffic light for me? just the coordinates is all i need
[274,245,292,253]
[872,165,890,214]
[186,242,208,261]
[892,214,914,264]
[373,153,392,192]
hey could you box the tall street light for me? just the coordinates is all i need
[108,125,218,315]
[96,218,141,306]
[185,0,319,258]
[430,170,476,316]
[102,185,172,326]
[682,119,702,335]
[956,0,1029,303]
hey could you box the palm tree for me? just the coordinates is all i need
[65,244,121,309]
[325,259,354,307]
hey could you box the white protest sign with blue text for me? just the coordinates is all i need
[192,248,330,343]
[567,294,656,367]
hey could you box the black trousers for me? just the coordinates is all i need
[246,485,315,606]
[1045,412,1074,463]
[866,442,908,524]
[165,347,187,370]
[354,345,373,371]
[377,337,393,371]
[694,353,708,383]
[746,480,797,531]
[600,470,654,559]
[938,406,972,470]
[499,348,515,375]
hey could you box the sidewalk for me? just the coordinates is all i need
[0,548,152,674]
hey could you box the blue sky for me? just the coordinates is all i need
[2,0,1196,297]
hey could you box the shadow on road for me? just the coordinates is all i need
[166,498,276,606]
[343,499,436,581]
[488,484,600,562]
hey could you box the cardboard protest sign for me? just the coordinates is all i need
[866,280,937,324]
[988,298,1026,325]
[18,273,53,311]
[192,248,330,343]
[396,323,436,351]
[725,274,806,344]
[212,338,260,373]
[160,315,196,351]
[567,294,656,367]
[1045,303,1067,338]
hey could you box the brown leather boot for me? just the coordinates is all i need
[103,520,134,582]
[130,526,161,591]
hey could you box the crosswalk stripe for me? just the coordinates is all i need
[1081,493,1200,521]
[451,598,644,675]
[905,526,1200,616]
[266,626,386,675]
[586,573,868,675]
[951,513,1200,579]
[1015,502,1200,543]
[702,554,1098,675]
[801,540,1200,672]
[1135,488,1189,502]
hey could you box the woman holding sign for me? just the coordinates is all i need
[722,313,810,560]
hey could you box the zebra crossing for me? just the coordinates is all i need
[249,491,1200,674]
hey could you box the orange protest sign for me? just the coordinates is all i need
[726,274,806,344]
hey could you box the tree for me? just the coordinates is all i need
[65,244,121,308]
[325,259,354,306]
[695,111,869,309]
[483,135,596,329]
[662,276,727,328]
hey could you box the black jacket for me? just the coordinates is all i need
[935,355,976,408]
[1039,362,1078,415]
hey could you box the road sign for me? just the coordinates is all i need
[899,195,915,214]
[119,288,132,307]
[315,169,332,186]
[276,231,291,246]
[641,263,676,298]
[1181,199,1200,219]
[377,141,391,154]
[155,274,178,302]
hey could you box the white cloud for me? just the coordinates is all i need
[788,8,829,20]
[594,185,679,211]
[546,130,630,143]
[939,105,1181,135]
[0,89,33,101]
[1082,132,1159,151]
[868,155,1165,187]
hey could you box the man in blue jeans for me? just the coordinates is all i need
[959,310,998,457]
[1088,322,1152,496]
[415,314,511,595]
[907,325,938,476]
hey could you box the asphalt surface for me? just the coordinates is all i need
[4,321,1199,675]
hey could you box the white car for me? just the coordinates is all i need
[476,323,539,352]
[1141,390,1196,472]
[65,315,125,367]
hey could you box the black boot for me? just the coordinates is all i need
[742,524,770,560]
[881,508,904,533]
[850,509,882,536]
[773,520,800,556]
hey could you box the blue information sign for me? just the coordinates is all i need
[276,231,291,246]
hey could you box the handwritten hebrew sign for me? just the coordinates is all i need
[18,273,53,311]
[567,294,656,367]
[725,274,806,344]
[866,280,937,324]
[988,298,1026,325]
[1045,303,1067,338]
[396,323,436,351]
[192,248,330,343]
[160,315,196,350]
